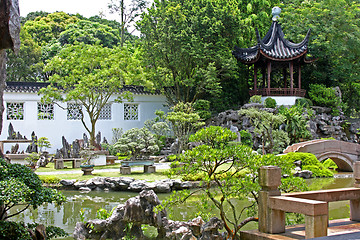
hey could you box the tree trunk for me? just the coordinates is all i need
[0,50,5,137]
[0,203,7,220]
[0,0,20,156]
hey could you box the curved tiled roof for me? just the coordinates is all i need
[5,82,161,95]
[233,21,311,63]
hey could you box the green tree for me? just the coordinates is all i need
[280,0,360,115]
[166,102,204,154]
[239,108,289,154]
[114,127,159,160]
[308,84,343,114]
[164,126,306,239]
[108,0,147,46]
[279,105,311,144]
[138,0,278,107]
[0,159,65,220]
[6,30,43,82]
[22,12,79,46]
[40,43,148,146]
[138,0,240,105]
[58,20,120,48]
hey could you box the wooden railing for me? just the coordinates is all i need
[249,88,306,97]
[257,163,360,239]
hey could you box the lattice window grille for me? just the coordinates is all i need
[7,102,24,120]
[99,103,112,120]
[38,103,54,120]
[124,104,139,120]
[67,103,82,120]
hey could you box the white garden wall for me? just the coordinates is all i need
[1,90,168,153]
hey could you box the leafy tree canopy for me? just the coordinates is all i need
[58,20,120,48]
[22,12,79,46]
[40,43,149,145]
[280,0,360,115]
[6,30,43,82]
[138,0,279,108]
[164,126,306,239]
[0,159,65,220]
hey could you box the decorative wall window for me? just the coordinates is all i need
[7,102,24,120]
[124,103,139,120]
[67,103,82,120]
[37,103,54,120]
[99,103,112,120]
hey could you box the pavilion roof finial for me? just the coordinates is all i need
[272,7,281,21]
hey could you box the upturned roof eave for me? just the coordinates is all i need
[258,21,311,51]
[259,49,308,62]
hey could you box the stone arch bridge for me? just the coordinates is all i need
[283,139,360,172]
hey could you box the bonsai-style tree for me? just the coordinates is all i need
[239,108,289,154]
[0,159,65,220]
[40,43,148,147]
[166,102,204,154]
[36,137,51,153]
[164,126,306,239]
[114,127,159,160]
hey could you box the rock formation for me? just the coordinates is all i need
[209,104,360,149]
[73,190,224,240]
[60,177,200,193]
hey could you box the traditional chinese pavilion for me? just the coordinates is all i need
[233,7,314,105]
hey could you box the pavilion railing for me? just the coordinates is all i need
[249,88,306,97]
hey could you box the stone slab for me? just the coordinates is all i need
[240,218,360,240]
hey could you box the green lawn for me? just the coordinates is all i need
[37,163,172,182]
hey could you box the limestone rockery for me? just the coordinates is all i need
[73,190,224,240]
[60,177,200,193]
[209,103,360,149]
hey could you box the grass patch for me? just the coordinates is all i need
[37,168,172,181]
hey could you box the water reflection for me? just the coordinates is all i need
[10,177,355,236]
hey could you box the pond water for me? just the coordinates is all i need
[10,176,355,238]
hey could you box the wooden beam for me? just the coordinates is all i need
[283,68,287,88]
[267,61,271,95]
[298,64,301,89]
[290,62,294,94]
[254,65,257,91]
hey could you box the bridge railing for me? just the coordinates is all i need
[258,163,360,239]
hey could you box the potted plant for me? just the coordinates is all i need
[24,152,41,171]
[80,150,95,175]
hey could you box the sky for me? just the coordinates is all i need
[19,0,116,20]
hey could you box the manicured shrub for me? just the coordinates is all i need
[281,152,334,177]
[0,221,31,240]
[308,84,344,114]
[39,176,61,184]
[249,95,262,103]
[193,99,211,120]
[302,165,333,178]
[295,98,312,107]
[264,97,277,108]
[322,158,338,170]
[167,154,178,162]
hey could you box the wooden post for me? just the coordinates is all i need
[305,215,328,239]
[258,166,285,234]
[290,62,294,95]
[262,67,266,88]
[298,64,301,90]
[267,61,271,95]
[351,162,360,221]
[254,65,258,92]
